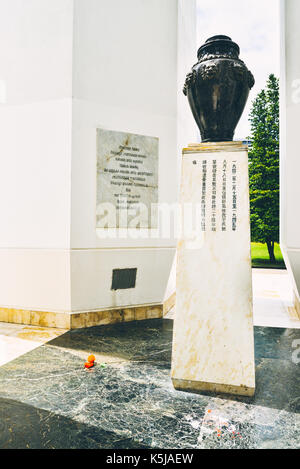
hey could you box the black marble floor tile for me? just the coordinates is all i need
[48,319,173,367]
[0,320,299,449]
[254,326,300,360]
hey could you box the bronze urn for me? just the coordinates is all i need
[184,35,255,142]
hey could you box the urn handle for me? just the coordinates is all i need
[183,71,196,96]
[248,70,255,89]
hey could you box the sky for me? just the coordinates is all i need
[196,0,280,138]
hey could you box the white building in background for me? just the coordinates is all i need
[280,0,300,317]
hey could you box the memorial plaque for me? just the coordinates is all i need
[96,129,159,229]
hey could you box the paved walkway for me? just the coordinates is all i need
[252,269,300,329]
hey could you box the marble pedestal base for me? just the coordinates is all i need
[0,291,177,329]
[171,142,255,397]
[0,304,165,330]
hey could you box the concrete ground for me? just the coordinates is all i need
[0,269,299,368]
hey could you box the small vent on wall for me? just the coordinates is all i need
[111,268,137,291]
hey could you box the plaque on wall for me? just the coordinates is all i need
[96,129,159,229]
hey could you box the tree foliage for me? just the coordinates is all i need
[248,74,279,262]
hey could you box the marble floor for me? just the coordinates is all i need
[0,269,299,449]
[0,320,299,449]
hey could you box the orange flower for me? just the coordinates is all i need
[84,361,94,369]
[88,354,96,363]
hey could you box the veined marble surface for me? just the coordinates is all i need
[0,319,299,449]
[172,147,255,395]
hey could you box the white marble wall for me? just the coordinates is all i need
[0,0,197,315]
[280,0,300,316]
[69,0,196,312]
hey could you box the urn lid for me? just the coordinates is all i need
[197,35,240,61]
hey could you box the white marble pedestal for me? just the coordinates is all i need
[171,142,255,397]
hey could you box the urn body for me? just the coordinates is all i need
[184,35,255,142]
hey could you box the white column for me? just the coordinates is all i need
[280,0,300,317]
[0,0,197,328]
[171,143,255,397]
[0,0,73,322]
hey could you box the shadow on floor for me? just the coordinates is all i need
[0,398,148,449]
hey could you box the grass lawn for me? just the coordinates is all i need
[251,242,286,270]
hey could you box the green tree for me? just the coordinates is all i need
[248,74,279,262]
